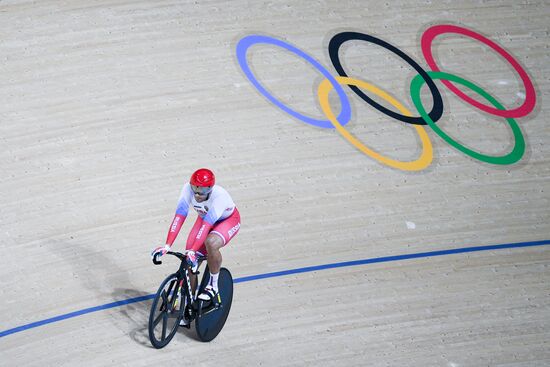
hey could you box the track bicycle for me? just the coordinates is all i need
[148,250,233,348]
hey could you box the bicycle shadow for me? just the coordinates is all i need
[111,288,202,346]
[44,239,202,346]
[111,288,156,348]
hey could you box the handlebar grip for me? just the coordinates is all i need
[152,253,162,265]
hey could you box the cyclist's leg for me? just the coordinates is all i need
[204,234,224,274]
[200,208,241,297]
[210,207,241,249]
[208,208,241,271]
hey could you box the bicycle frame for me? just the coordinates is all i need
[152,251,208,322]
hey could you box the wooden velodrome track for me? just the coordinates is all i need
[1,0,549,365]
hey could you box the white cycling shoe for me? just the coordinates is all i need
[197,285,218,301]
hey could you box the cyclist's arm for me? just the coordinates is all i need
[188,193,231,252]
[166,184,193,246]
[187,207,218,251]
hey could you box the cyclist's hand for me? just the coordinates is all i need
[151,244,171,259]
[186,250,199,273]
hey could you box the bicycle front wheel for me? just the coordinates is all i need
[148,273,184,348]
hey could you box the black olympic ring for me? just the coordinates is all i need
[329,32,444,125]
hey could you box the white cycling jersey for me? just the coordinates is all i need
[175,183,235,225]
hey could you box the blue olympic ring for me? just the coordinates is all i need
[236,35,352,129]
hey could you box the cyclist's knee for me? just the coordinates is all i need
[205,234,223,251]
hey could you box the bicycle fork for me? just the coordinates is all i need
[184,270,194,320]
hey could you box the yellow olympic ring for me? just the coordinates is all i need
[318,77,433,171]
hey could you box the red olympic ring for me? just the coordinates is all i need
[421,24,536,118]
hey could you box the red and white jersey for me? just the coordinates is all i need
[175,183,235,225]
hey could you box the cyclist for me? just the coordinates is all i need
[151,168,241,313]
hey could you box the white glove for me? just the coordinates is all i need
[151,244,171,259]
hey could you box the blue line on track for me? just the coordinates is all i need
[1,239,549,338]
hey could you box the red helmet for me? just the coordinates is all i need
[190,168,215,188]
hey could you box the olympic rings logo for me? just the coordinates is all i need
[236,24,536,171]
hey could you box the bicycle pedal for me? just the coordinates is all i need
[179,318,191,329]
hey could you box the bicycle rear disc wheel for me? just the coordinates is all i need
[195,268,234,342]
[148,273,185,348]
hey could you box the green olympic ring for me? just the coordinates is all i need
[410,71,525,165]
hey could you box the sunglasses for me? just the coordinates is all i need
[191,185,212,196]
